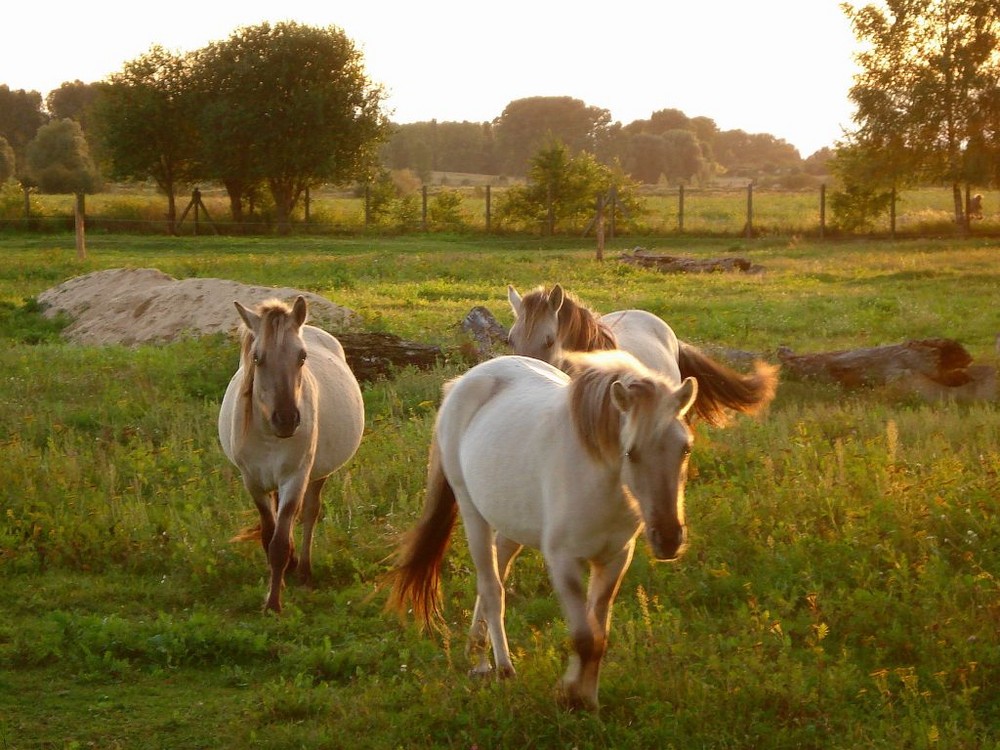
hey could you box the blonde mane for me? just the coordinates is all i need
[238,298,297,433]
[521,287,617,352]
[566,352,659,464]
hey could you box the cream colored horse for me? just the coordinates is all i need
[218,296,364,613]
[507,283,778,426]
[387,351,697,710]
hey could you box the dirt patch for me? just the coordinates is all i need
[37,268,359,346]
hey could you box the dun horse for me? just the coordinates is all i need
[507,283,778,426]
[218,296,364,613]
[387,351,697,710]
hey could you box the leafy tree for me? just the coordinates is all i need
[712,130,801,177]
[46,81,104,133]
[93,45,199,233]
[384,120,495,180]
[194,22,390,231]
[843,0,1000,225]
[0,85,47,183]
[26,119,101,258]
[0,136,15,184]
[25,119,100,194]
[496,141,640,233]
[493,97,611,176]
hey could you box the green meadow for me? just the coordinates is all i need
[0,234,997,749]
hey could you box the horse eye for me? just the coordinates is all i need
[544,336,555,349]
[252,352,261,366]
[298,351,307,366]
[625,448,639,463]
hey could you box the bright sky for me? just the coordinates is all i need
[2,1,862,157]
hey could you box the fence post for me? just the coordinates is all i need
[595,193,605,262]
[745,182,754,238]
[890,187,896,238]
[546,183,554,236]
[485,184,491,233]
[74,192,86,260]
[193,187,201,236]
[678,184,685,233]
[421,185,428,232]
[819,183,826,240]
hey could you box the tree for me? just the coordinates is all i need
[46,81,104,133]
[93,45,199,234]
[496,141,640,233]
[0,85,47,183]
[0,136,15,184]
[25,119,101,258]
[194,22,390,231]
[842,0,1000,226]
[493,97,611,176]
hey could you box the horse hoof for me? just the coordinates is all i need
[557,683,598,712]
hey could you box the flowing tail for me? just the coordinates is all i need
[677,343,779,427]
[385,435,458,631]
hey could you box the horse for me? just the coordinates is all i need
[386,350,698,710]
[218,296,365,613]
[507,283,778,426]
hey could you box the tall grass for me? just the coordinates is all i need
[0,234,997,748]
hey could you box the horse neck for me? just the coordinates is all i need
[560,299,616,353]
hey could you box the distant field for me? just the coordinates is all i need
[5,180,999,237]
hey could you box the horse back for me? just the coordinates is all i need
[598,310,681,382]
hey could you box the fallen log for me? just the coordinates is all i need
[777,338,997,401]
[619,247,762,274]
[337,332,442,382]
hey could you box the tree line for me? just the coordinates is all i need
[1,2,998,235]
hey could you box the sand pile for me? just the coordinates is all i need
[37,268,358,346]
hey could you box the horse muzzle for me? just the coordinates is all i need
[648,522,687,561]
[270,408,301,438]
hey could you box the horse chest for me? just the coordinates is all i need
[235,432,316,491]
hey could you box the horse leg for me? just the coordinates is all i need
[546,552,602,711]
[248,487,277,558]
[577,543,635,710]
[462,510,516,678]
[468,533,523,676]
[297,476,328,586]
[263,481,306,613]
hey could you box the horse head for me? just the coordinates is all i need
[507,283,566,365]
[236,296,309,439]
[611,373,697,560]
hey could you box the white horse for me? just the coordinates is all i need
[387,351,697,710]
[219,296,365,613]
[507,283,778,426]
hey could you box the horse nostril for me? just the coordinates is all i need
[272,408,300,434]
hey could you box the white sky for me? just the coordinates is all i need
[1,1,862,157]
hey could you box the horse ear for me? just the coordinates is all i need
[610,380,633,413]
[675,377,698,418]
[234,300,259,332]
[507,285,522,315]
[548,284,565,313]
[292,295,308,327]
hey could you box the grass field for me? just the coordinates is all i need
[1,233,998,749]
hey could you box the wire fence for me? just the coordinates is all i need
[2,183,999,239]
